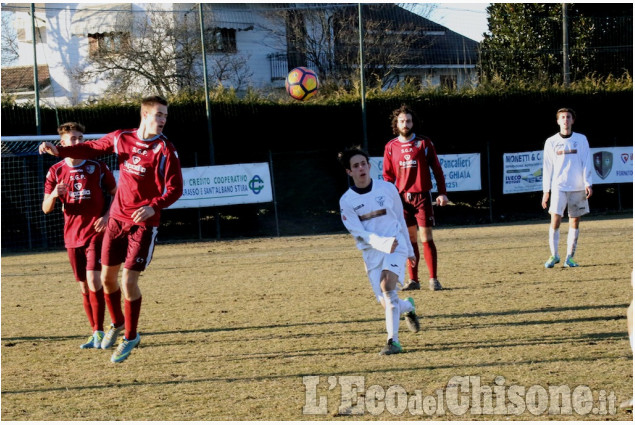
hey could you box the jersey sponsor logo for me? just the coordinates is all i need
[399,159,417,168]
[124,159,147,174]
[135,142,150,149]
[74,182,82,191]
[69,173,86,181]
[353,203,365,211]
[132,156,141,165]
[556,149,578,155]
[359,209,387,221]
[404,154,411,161]
[69,188,92,198]
[401,147,414,154]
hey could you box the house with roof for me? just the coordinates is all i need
[2,3,479,106]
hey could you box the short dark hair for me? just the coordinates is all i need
[338,146,369,170]
[556,107,576,120]
[141,95,168,117]
[391,104,418,136]
[57,121,85,136]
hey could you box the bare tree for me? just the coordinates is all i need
[72,5,252,99]
[1,11,19,65]
[260,4,438,89]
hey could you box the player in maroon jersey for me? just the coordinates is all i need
[39,96,183,363]
[42,122,117,350]
[382,105,449,291]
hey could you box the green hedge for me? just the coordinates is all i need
[2,89,632,242]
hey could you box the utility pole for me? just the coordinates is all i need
[198,3,215,166]
[30,3,41,135]
[358,3,368,152]
[562,3,571,87]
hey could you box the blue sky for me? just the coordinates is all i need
[426,3,490,42]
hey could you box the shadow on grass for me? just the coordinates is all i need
[2,351,630,396]
[2,303,628,346]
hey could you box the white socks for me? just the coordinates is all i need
[567,228,579,258]
[383,290,401,343]
[550,227,579,258]
[549,227,560,257]
[382,291,415,343]
[398,298,414,314]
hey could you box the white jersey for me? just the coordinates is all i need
[339,179,413,259]
[542,132,593,193]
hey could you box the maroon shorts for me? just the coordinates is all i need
[67,234,103,282]
[401,191,435,228]
[101,217,158,272]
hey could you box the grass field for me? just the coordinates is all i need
[1,214,633,420]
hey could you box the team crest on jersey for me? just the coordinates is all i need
[85,165,95,174]
[153,143,162,154]
[414,140,422,148]
[375,196,385,207]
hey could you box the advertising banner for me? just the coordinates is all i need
[502,150,543,194]
[503,147,633,194]
[369,153,481,192]
[167,162,273,209]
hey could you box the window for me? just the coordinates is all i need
[88,32,130,58]
[17,26,46,44]
[440,75,457,90]
[206,28,237,53]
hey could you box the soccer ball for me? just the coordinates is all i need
[285,67,319,101]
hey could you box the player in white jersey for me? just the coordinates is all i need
[338,147,420,355]
[541,108,593,268]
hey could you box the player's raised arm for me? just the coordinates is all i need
[39,141,59,156]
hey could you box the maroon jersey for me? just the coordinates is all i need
[44,159,117,248]
[56,129,183,227]
[382,134,447,195]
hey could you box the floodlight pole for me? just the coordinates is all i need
[199,3,215,166]
[562,3,571,87]
[199,3,221,239]
[358,3,368,152]
[30,3,41,135]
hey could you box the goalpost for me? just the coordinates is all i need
[1,134,110,251]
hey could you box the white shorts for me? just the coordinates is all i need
[549,190,590,218]
[362,236,408,303]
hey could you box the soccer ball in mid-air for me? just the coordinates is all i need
[285,67,319,101]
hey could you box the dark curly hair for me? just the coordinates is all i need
[390,104,419,136]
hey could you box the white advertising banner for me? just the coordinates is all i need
[502,150,544,194]
[503,147,633,194]
[167,163,273,209]
[369,153,481,192]
[591,146,633,184]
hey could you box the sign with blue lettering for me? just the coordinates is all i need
[167,162,273,209]
[591,147,633,184]
[370,153,482,192]
[502,150,543,194]
[503,147,633,194]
